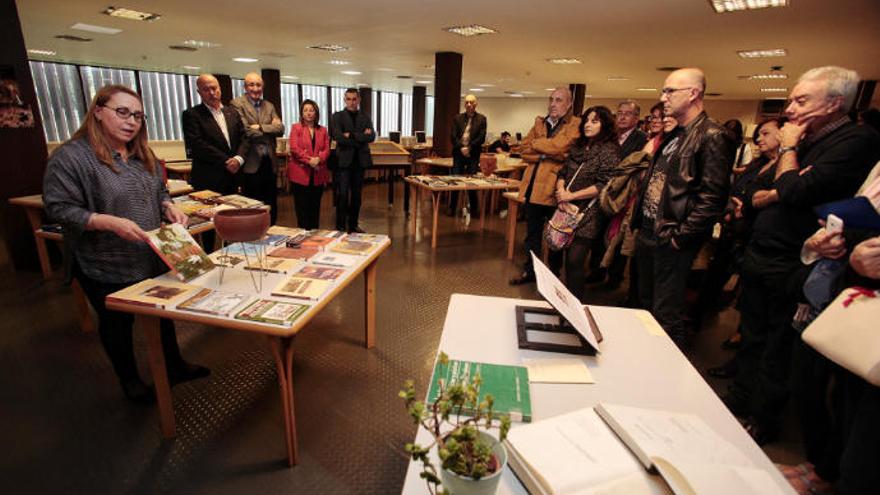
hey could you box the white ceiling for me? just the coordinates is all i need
[16,0,880,100]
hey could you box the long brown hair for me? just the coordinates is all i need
[70,84,156,174]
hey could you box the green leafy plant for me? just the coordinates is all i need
[401,352,512,495]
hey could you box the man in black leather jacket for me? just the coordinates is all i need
[632,68,734,347]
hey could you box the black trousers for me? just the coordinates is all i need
[731,248,801,434]
[240,158,278,225]
[564,237,594,301]
[291,182,324,230]
[74,266,185,384]
[335,165,365,231]
[635,230,700,343]
[837,377,880,494]
[522,202,562,276]
[450,158,478,213]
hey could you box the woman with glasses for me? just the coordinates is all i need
[43,84,209,404]
[555,106,619,300]
[288,99,330,229]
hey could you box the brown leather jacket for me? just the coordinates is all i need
[517,113,582,206]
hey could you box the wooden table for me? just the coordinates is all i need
[503,191,524,260]
[369,141,412,210]
[164,161,192,181]
[107,238,389,466]
[401,294,795,494]
[405,177,520,249]
[414,157,452,175]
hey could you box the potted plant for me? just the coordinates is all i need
[400,352,512,495]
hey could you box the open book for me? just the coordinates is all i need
[505,404,790,495]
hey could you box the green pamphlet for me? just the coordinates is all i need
[428,359,532,423]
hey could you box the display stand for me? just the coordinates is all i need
[515,305,602,355]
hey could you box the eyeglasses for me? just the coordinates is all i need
[660,87,694,96]
[102,105,147,123]
[616,110,637,117]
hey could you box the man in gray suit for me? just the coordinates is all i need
[230,72,284,223]
[330,88,375,233]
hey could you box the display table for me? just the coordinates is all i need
[369,141,412,210]
[164,161,192,181]
[106,237,390,466]
[405,177,520,249]
[401,294,794,494]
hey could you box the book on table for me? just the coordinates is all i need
[309,229,346,239]
[245,257,303,274]
[310,252,361,267]
[174,199,212,215]
[145,223,215,282]
[192,203,235,219]
[106,278,202,308]
[505,403,788,495]
[176,288,252,316]
[295,265,345,281]
[271,276,332,300]
[267,225,307,237]
[216,194,263,208]
[330,240,375,256]
[268,245,319,261]
[208,250,247,267]
[344,233,384,243]
[299,235,335,250]
[234,299,309,326]
[189,190,221,202]
[428,359,532,423]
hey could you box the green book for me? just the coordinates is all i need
[428,359,532,422]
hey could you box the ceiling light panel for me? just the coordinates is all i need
[103,6,161,22]
[71,23,121,35]
[327,59,350,65]
[341,70,362,75]
[309,44,350,52]
[183,39,221,48]
[28,49,56,56]
[181,65,201,70]
[232,57,259,63]
[637,88,658,91]
[443,24,498,37]
[760,87,788,92]
[748,73,788,80]
[607,76,629,81]
[737,48,787,58]
[546,58,582,65]
[709,0,787,13]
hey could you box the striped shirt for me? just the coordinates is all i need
[43,138,171,283]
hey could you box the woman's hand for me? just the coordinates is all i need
[556,189,572,203]
[163,202,189,226]
[850,237,880,279]
[88,213,149,242]
[309,156,321,168]
[804,228,847,259]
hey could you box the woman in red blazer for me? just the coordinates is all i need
[288,99,331,229]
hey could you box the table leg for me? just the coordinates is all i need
[479,190,487,230]
[403,165,411,214]
[507,199,519,261]
[23,209,52,280]
[269,336,298,466]
[142,315,176,438]
[387,169,395,207]
[410,183,419,236]
[364,260,377,348]
[431,191,441,249]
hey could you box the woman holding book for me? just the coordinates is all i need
[288,99,331,229]
[555,106,619,300]
[43,84,209,404]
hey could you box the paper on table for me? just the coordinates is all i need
[523,357,595,384]
[531,252,601,352]
[634,310,665,337]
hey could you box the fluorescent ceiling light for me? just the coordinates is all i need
[520,91,534,95]
[328,59,350,65]
[309,44,350,52]
[103,6,161,22]
[28,49,56,56]
[709,0,787,13]
[376,67,395,72]
[71,23,122,35]
[341,70,362,75]
[282,75,299,80]
[545,88,555,91]
[415,80,432,84]
[607,76,629,81]
[737,48,787,58]
[181,65,201,70]
[477,83,494,87]
[468,88,484,92]
[183,39,220,48]
[760,88,788,92]
[637,88,658,91]
[232,57,259,63]
[546,58,582,65]
[443,24,498,37]
[748,73,788,80]
[508,93,524,98]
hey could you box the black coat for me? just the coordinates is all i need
[618,129,648,160]
[182,104,248,194]
[451,112,487,166]
[330,110,376,169]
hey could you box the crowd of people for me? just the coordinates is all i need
[40,64,880,493]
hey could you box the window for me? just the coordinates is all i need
[330,87,346,116]
[426,96,435,137]
[401,93,413,136]
[300,85,328,127]
[187,75,201,108]
[231,78,245,99]
[29,61,86,142]
[139,71,189,140]
[79,65,136,103]
[380,91,399,137]
[371,90,378,131]
[280,83,300,130]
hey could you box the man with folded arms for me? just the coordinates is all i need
[631,68,734,347]
[510,87,581,285]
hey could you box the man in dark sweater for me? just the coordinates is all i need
[330,88,375,233]
[725,66,880,448]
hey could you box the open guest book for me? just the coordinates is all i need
[146,223,215,282]
[504,403,789,495]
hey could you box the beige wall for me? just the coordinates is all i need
[464,97,762,142]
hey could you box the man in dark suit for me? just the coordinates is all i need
[616,100,648,159]
[230,72,284,224]
[182,74,248,249]
[330,88,375,233]
[449,94,487,216]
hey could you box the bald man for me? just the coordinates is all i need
[631,68,734,347]
[182,74,248,248]
[449,94,487,216]
[510,87,582,285]
[231,72,284,224]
